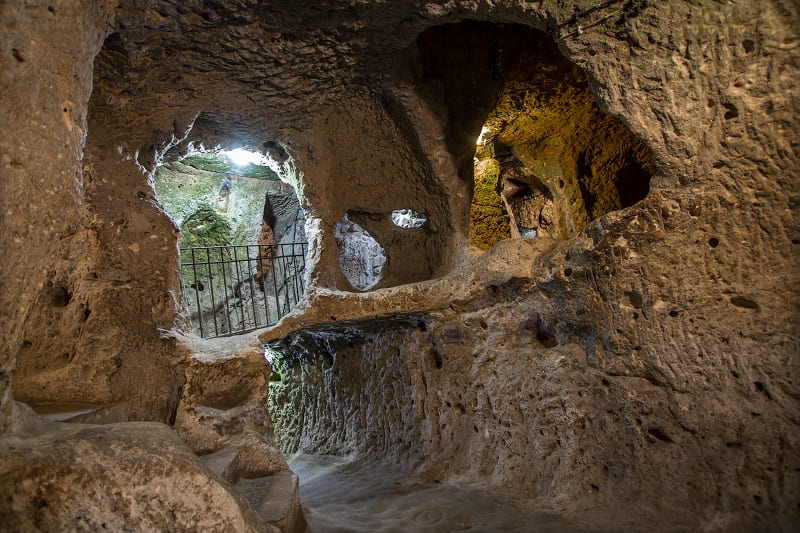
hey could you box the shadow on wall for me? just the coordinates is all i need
[415,21,655,249]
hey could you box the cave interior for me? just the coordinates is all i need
[1,1,798,532]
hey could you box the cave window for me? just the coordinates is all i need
[415,21,655,251]
[467,25,655,248]
[391,209,428,229]
[334,213,387,291]
[152,139,309,338]
[153,146,303,250]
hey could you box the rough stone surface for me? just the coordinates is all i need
[270,230,800,528]
[1,0,798,531]
[1,0,117,431]
[172,337,306,530]
[173,337,284,463]
[0,403,277,532]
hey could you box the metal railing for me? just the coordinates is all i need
[180,242,308,338]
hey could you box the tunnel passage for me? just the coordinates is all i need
[415,21,655,249]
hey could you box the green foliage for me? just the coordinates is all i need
[182,154,232,173]
[155,159,278,247]
[238,164,278,179]
[181,153,278,179]
[180,203,233,249]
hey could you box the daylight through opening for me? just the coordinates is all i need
[154,143,308,338]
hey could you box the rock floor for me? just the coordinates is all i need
[289,454,625,533]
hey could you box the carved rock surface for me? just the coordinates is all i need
[0,0,798,531]
[174,337,286,470]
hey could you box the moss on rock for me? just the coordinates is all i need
[180,204,233,249]
[181,153,278,179]
[469,157,511,249]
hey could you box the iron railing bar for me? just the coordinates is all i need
[181,244,250,251]
[289,254,298,309]
[232,252,250,328]
[206,247,220,337]
[190,248,205,338]
[294,262,303,305]
[297,246,306,301]
[232,245,247,331]
[179,259,238,268]
[246,245,260,330]
[289,249,298,307]
[236,246,254,331]
[220,248,232,335]
[260,245,273,326]
[280,252,291,314]
[300,243,307,305]
[179,262,188,316]
[246,250,257,330]
[271,250,282,322]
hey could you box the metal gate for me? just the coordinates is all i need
[180,242,307,338]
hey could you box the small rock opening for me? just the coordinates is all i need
[391,209,428,229]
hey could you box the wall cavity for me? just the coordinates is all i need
[334,213,387,291]
[415,21,654,249]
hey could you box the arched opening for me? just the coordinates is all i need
[415,21,655,250]
[153,118,309,338]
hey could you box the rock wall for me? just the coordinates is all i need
[0,404,273,532]
[1,0,798,530]
[0,0,116,430]
[0,2,301,529]
[265,1,799,530]
[271,210,799,528]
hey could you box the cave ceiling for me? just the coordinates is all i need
[90,1,563,154]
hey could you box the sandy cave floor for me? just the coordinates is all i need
[290,453,620,533]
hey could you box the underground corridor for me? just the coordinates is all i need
[1,2,798,533]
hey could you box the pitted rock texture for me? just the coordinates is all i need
[171,338,306,531]
[1,0,798,531]
[1,0,117,431]
[269,241,799,529]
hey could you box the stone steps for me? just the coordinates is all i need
[201,448,306,533]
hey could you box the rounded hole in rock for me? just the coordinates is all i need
[334,213,387,291]
[151,117,310,339]
[391,209,428,228]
